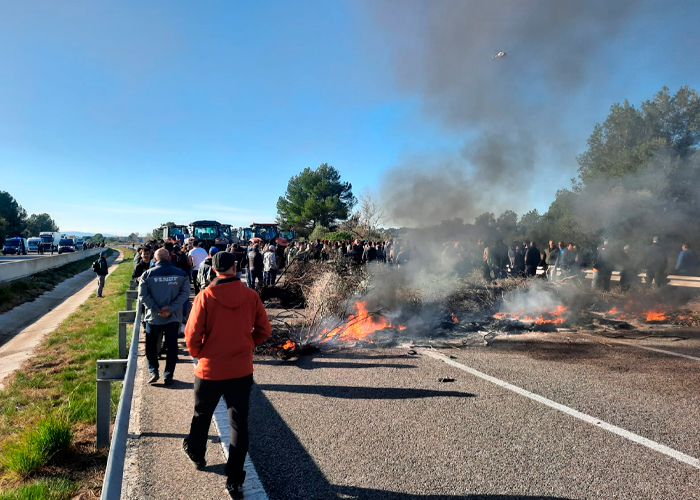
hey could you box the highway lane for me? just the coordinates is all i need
[247,331,700,500]
[0,251,92,265]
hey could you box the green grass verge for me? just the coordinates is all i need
[1,415,72,476]
[0,249,116,314]
[0,478,76,500]
[0,249,134,495]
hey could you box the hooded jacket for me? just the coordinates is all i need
[185,276,271,380]
[197,256,216,290]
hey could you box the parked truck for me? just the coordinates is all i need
[2,237,28,255]
[39,232,63,253]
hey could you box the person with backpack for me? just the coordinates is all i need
[197,247,219,291]
[93,250,109,298]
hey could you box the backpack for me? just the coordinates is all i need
[92,260,100,272]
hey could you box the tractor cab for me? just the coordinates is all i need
[161,224,189,244]
[190,220,228,250]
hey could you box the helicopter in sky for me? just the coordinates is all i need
[492,50,507,60]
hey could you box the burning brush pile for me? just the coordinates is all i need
[259,260,700,358]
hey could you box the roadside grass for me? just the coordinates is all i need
[0,478,75,500]
[0,249,133,497]
[0,249,116,314]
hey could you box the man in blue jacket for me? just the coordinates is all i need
[675,244,698,276]
[138,248,190,385]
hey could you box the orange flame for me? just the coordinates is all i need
[451,313,460,323]
[608,307,619,314]
[320,301,405,342]
[494,305,567,325]
[644,310,667,322]
[281,339,296,350]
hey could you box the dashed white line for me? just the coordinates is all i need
[422,349,700,471]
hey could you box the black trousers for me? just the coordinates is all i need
[145,321,179,379]
[192,269,200,294]
[185,373,253,482]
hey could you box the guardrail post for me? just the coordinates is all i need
[125,290,138,311]
[96,360,127,449]
[117,311,136,359]
[129,279,138,291]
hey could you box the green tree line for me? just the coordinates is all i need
[0,191,60,243]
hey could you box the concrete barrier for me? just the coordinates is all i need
[0,248,103,283]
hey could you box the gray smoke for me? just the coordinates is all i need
[365,0,638,226]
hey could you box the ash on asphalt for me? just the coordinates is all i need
[248,337,700,500]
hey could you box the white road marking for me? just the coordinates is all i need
[423,350,700,471]
[190,357,269,499]
[614,342,700,362]
[212,398,269,500]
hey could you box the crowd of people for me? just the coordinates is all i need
[132,237,270,497]
[476,237,698,292]
[123,230,697,497]
[132,234,699,298]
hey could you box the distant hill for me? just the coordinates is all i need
[63,231,119,238]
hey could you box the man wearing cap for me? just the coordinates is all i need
[182,251,270,497]
[138,248,191,385]
[197,247,219,291]
[94,250,109,298]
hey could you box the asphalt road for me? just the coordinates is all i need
[247,329,700,500]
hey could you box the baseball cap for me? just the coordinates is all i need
[212,251,236,272]
[209,247,219,256]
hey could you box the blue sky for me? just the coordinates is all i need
[1,1,698,235]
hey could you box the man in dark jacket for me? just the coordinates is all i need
[197,247,218,291]
[132,247,152,280]
[524,241,540,277]
[94,250,109,297]
[246,244,263,289]
[512,244,525,276]
[593,240,614,291]
[138,248,190,385]
[645,237,667,288]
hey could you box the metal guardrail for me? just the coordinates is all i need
[97,291,142,500]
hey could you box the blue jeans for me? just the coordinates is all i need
[263,269,277,286]
[248,269,262,288]
[145,322,179,379]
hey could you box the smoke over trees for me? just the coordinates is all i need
[455,86,700,250]
[367,0,638,227]
[541,86,700,247]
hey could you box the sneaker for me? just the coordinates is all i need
[225,479,244,499]
[163,377,173,386]
[182,439,206,470]
[147,372,159,384]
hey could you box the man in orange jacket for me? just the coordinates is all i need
[182,251,271,498]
